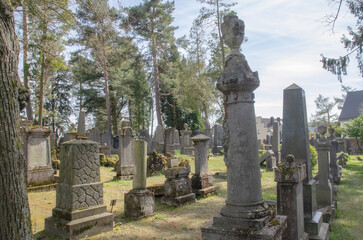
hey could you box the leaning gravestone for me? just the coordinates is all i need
[116,127,135,179]
[212,124,223,154]
[21,126,54,185]
[281,84,329,239]
[201,15,287,239]
[124,140,154,218]
[45,111,113,239]
[191,134,219,197]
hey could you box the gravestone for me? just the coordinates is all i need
[173,129,180,151]
[204,120,213,148]
[124,140,154,218]
[44,116,113,239]
[180,124,194,155]
[139,129,152,154]
[191,134,219,197]
[201,15,287,240]
[275,155,309,240]
[316,126,335,225]
[272,121,281,163]
[116,127,135,179]
[63,132,77,142]
[21,126,54,185]
[328,128,341,185]
[281,84,329,239]
[161,159,196,207]
[88,127,101,144]
[102,131,112,147]
[155,125,164,153]
[212,124,223,154]
[165,127,175,154]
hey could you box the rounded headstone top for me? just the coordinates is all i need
[191,134,211,142]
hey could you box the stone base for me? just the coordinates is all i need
[27,166,55,185]
[124,189,154,218]
[195,185,219,198]
[114,175,133,180]
[201,215,287,240]
[308,223,330,240]
[316,184,333,208]
[45,205,113,240]
[181,147,194,155]
[212,146,223,154]
[161,192,196,207]
[116,165,134,176]
[304,211,329,240]
[147,184,165,197]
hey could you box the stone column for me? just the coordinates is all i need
[201,15,287,240]
[281,84,329,239]
[116,127,135,179]
[275,155,309,240]
[191,134,219,197]
[124,140,154,218]
[272,121,281,163]
[316,126,335,225]
[45,139,113,239]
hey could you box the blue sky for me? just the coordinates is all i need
[117,0,362,121]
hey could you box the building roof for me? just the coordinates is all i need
[339,90,363,122]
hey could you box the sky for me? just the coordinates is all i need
[117,0,362,122]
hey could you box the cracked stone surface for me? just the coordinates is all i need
[56,140,103,211]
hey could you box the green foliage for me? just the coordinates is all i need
[343,116,363,153]
[100,155,119,168]
[310,145,318,168]
[311,94,337,126]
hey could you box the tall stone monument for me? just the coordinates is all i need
[155,124,164,153]
[45,111,113,239]
[275,155,309,240]
[281,84,329,239]
[180,123,194,155]
[124,140,154,218]
[116,127,135,179]
[316,126,335,225]
[165,127,175,154]
[191,134,219,197]
[272,121,281,163]
[212,124,223,154]
[21,126,54,185]
[201,15,287,239]
[173,128,180,151]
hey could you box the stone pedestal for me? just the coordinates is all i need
[45,140,113,239]
[116,127,135,179]
[281,85,329,240]
[201,15,287,240]
[124,140,154,218]
[21,126,54,185]
[191,134,219,197]
[161,167,196,206]
[275,155,309,240]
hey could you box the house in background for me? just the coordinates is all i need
[338,90,363,127]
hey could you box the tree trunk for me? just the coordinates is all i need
[101,25,112,134]
[22,1,33,120]
[38,23,47,126]
[110,90,118,136]
[151,6,163,127]
[216,0,225,68]
[0,1,32,239]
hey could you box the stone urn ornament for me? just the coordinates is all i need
[317,125,327,141]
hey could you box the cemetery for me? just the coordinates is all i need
[1,1,362,240]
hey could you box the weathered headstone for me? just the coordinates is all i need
[281,84,329,239]
[45,137,113,239]
[204,120,213,148]
[161,160,196,207]
[201,15,287,239]
[180,124,194,155]
[272,121,281,163]
[316,126,335,225]
[173,129,180,151]
[124,140,154,218]
[21,126,54,185]
[102,131,112,147]
[191,134,219,197]
[165,127,175,154]
[155,124,164,153]
[88,127,101,143]
[139,129,152,154]
[275,155,309,240]
[63,131,77,142]
[212,124,223,154]
[116,127,135,179]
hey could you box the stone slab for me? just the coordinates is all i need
[146,184,165,197]
[45,212,113,240]
[161,192,196,207]
[201,215,287,240]
[308,222,330,240]
[195,185,219,198]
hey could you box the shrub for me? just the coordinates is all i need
[100,155,119,168]
[310,145,318,168]
[147,151,167,176]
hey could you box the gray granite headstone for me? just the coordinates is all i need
[272,121,281,163]
[102,131,112,147]
[116,127,135,178]
[88,127,101,143]
[212,124,223,154]
[155,124,164,153]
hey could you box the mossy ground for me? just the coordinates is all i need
[30,154,362,239]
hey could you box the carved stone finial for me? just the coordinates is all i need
[317,126,327,140]
[221,15,245,55]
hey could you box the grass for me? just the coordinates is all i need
[29,154,363,239]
